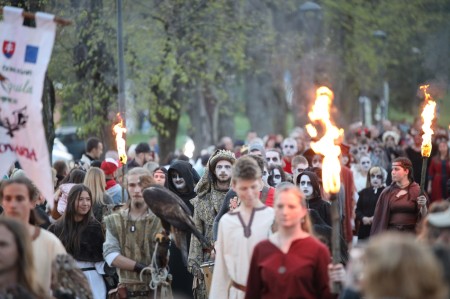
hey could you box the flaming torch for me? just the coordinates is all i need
[419,85,436,194]
[113,114,127,202]
[306,86,343,293]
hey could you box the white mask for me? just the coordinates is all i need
[271,169,282,187]
[215,160,232,183]
[299,175,314,199]
[360,157,372,172]
[282,139,297,157]
[370,171,383,188]
[171,173,186,190]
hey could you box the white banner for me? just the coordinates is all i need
[0,7,56,204]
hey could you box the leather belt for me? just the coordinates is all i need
[231,280,246,292]
[81,267,96,272]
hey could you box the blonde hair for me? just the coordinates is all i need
[363,233,447,299]
[274,183,313,234]
[83,167,107,205]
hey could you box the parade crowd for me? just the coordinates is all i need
[1,118,450,299]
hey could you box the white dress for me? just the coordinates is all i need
[209,206,275,299]
[76,260,106,299]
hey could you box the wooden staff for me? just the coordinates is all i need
[329,192,342,294]
[420,157,428,194]
[0,6,72,26]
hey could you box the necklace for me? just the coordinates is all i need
[128,209,147,233]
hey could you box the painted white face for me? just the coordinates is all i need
[360,157,372,172]
[171,172,186,190]
[299,175,314,199]
[272,168,282,187]
[266,151,282,167]
[215,160,232,183]
[358,144,369,155]
[262,166,269,185]
[370,170,383,188]
[282,139,297,157]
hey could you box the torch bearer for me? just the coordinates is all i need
[306,86,343,294]
[419,85,436,194]
[113,114,127,202]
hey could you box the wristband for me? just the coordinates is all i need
[134,262,146,273]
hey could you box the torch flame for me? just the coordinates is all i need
[306,86,342,193]
[420,85,436,157]
[113,114,127,165]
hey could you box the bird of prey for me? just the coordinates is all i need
[143,184,209,266]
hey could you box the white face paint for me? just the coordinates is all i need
[360,157,372,172]
[262,166,269,185]
[266,151,282,167]
[272,168,282,187]
[171,172,186,190]
[282,139,297,157]
[370,170,383,188]
[215,160,232,183]
[299,175,314,199]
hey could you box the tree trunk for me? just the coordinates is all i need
[188,84,213,158]
[245,72,276,137]
[42,75,55,160]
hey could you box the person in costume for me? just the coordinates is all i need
[103,167,164,298]
[188,149,236,299]
[209,156,274,299]
[297,170,331,226]
[49,184,106,299]
[371,157,428,235]
[0,177,67,293]
[245,183,334,299]
[355,166,387,240]
[166,160,200,299]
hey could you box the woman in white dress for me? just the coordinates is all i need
[49,184,106,299]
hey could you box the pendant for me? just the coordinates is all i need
[278,266,286,274]
[130,225,136,233]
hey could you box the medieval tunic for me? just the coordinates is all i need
[370,182,422,235]
[189,188,228,299]
[245,237,334,299]
[103,209,162,298]
[209,206,274,299]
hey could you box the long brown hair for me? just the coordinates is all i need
[52,184,93,255]
[0,218,48,298]
[274,183,314,234]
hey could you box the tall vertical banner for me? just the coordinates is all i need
[0,7,56,204]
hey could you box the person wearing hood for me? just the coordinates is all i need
[188,149,236,299]
[166,160,200,213]
[165,160,200,298]
[297,170,332,227]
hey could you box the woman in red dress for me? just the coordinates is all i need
[428,140,450,203]
[245,183,334,299]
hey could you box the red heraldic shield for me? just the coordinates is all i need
[3,40,15,58]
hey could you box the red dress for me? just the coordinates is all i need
[428,157,450,202]
[245,237,334,299]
